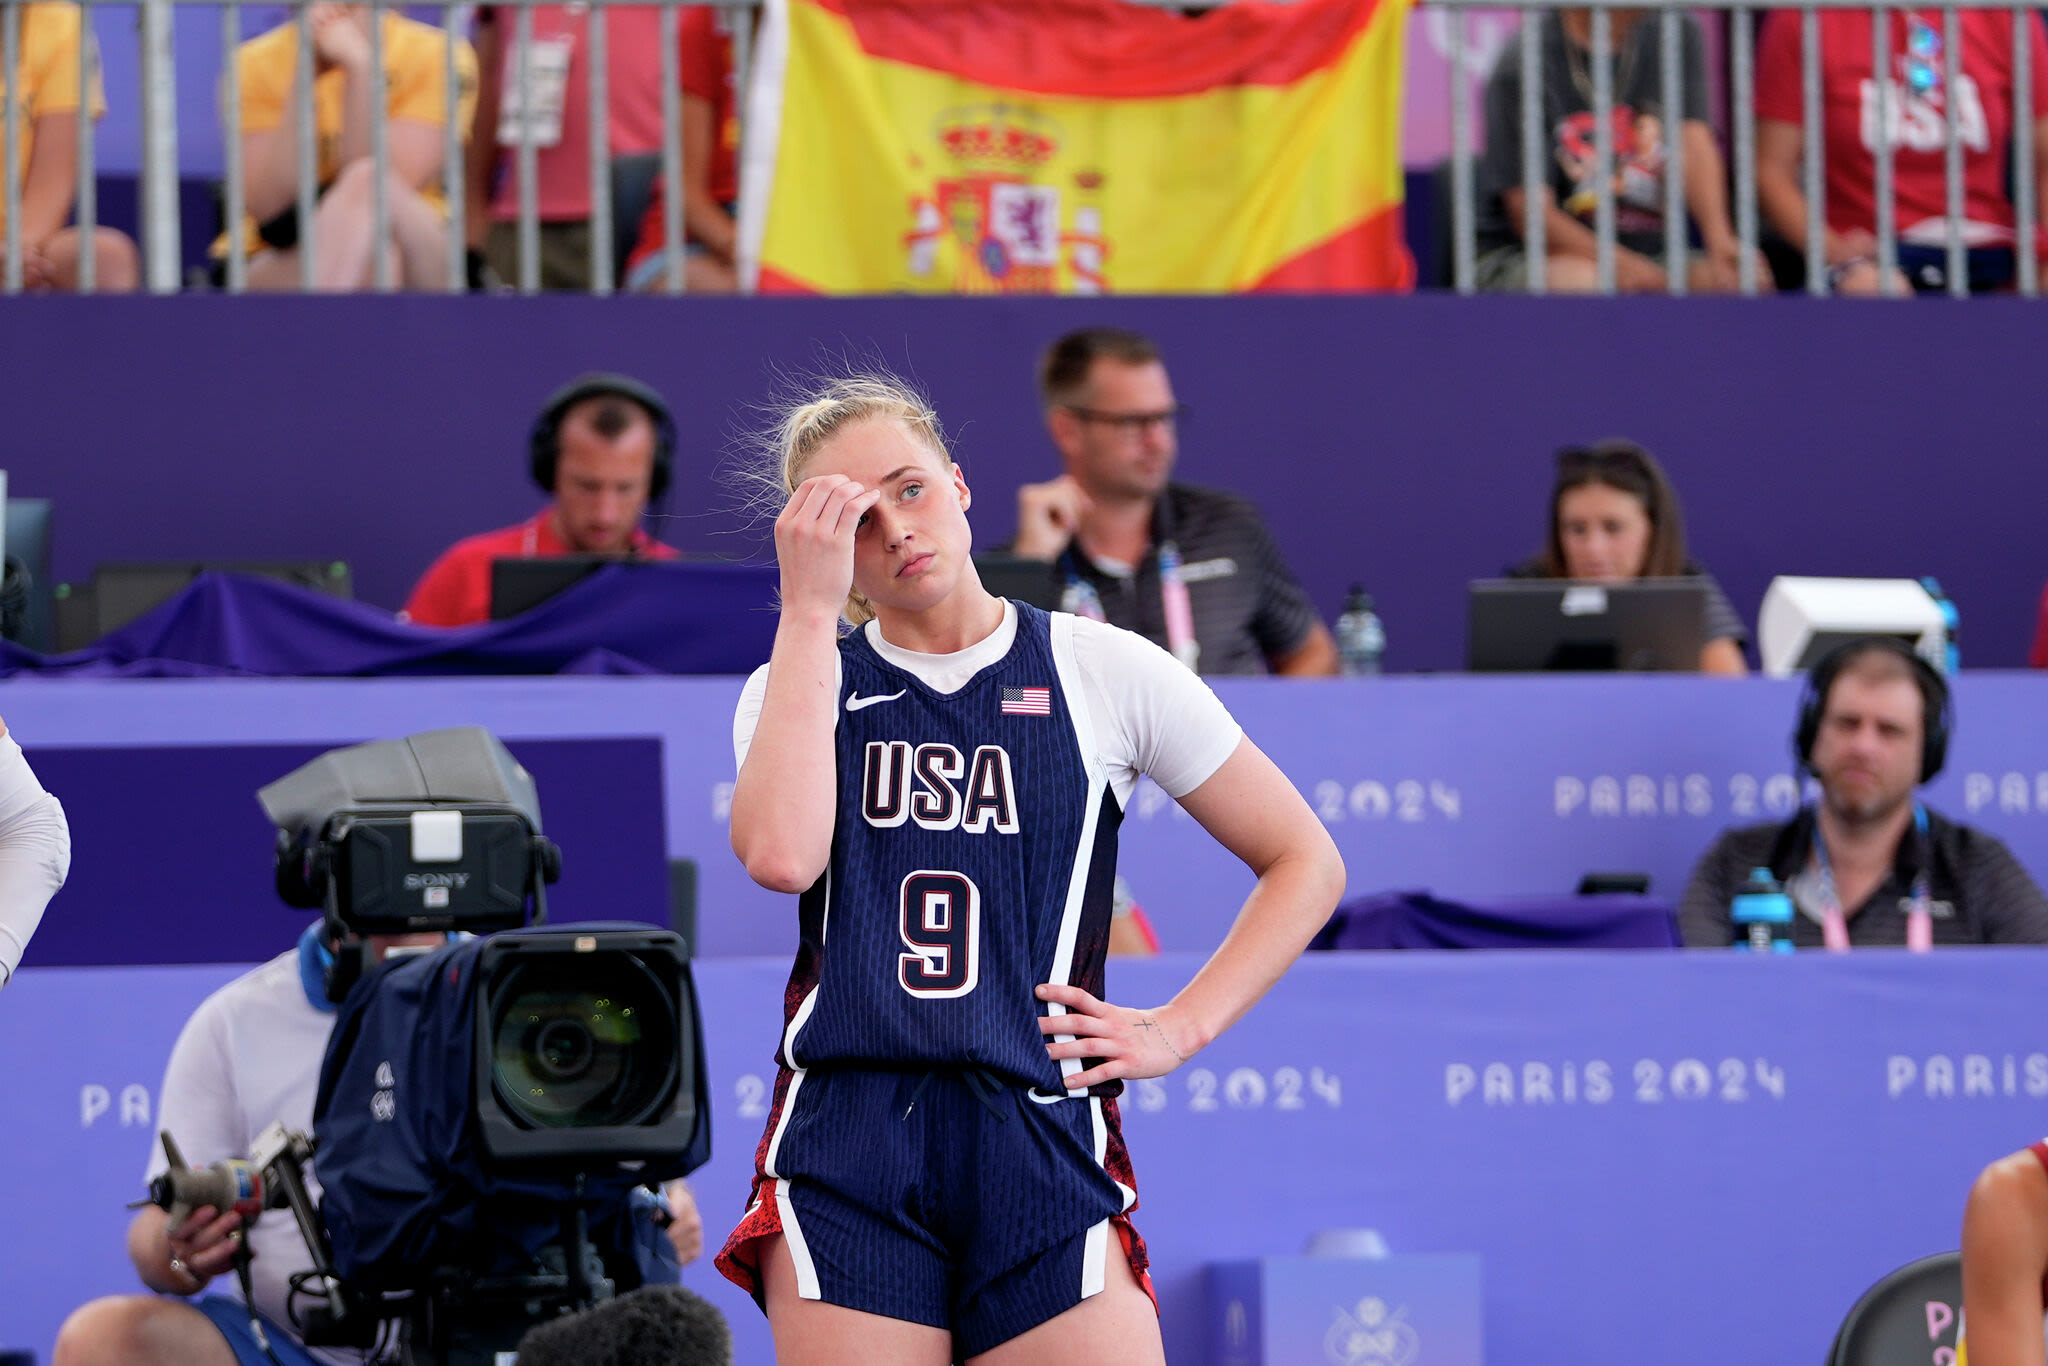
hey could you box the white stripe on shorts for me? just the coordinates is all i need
[774,1177,823,1300]
[1082,1217,1109,1299]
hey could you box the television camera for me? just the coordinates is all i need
[138,728,709,1366]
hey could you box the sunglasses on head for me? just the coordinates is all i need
[1556,444,1649,474]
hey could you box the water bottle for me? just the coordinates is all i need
[1730,867,1795,953]
[1334,586,1385,676]
[1920,576,1959,675]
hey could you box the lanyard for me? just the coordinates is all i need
[1058,539,1200,672]
[1810,804,1933,952]
[1154,541,1200,672]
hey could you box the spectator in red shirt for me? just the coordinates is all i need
[623,6,738,294]
[1756,8,2048,294]
[402,373,680,628]
[465,4,672,290]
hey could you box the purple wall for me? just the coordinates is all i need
[21,737,672,968]
[14,952,2048,1366]
[3,294,2043,669]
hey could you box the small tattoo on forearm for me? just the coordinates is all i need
[1138,1014,1187,1064]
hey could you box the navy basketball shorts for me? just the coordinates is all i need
[716,1065,1155,1356]
[190,1298,327,1366]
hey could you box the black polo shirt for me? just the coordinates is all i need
[1057,483,1321,677]
[1677,806,2048,947]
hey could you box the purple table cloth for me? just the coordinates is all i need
[0,564,780,677]
[1312,889,1682,950]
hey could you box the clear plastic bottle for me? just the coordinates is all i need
[1920,576,1959,674]
[1731,867,1795,953]
[1334,586,1385,676]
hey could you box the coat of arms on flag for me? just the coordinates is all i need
[741,0,1417,294]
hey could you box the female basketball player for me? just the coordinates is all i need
[718,376,1345,1366]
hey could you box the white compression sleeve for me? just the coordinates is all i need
[0,733,71,989]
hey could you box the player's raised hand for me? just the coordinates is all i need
[1036,983,1200,1088]
[775,474,882,619]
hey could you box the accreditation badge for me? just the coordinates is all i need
[496,34,574,149]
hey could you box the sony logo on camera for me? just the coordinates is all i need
[402,873,472,890]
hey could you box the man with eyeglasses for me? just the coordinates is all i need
[1009,327,1337,677]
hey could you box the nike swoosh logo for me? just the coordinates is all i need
[845,690,907,712]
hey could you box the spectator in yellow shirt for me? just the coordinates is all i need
[222,3,476,290]
[5,3,138,291]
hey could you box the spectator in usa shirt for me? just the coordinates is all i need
[1755,8,2048,294]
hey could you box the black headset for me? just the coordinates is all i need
[527,372,678,501]
[1792,636,1952,784]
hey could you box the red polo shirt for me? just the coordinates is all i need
[402,510,679,628]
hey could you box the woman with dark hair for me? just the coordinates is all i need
[1511,440,1749,675]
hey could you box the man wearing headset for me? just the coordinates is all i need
[402,373,680,628]
[1677,637,2048,947]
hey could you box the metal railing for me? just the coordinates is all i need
[1432,0,2041,297]
[6,0,2038,296]
[0,0,752,294]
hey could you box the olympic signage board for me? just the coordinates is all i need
[1210,1254,1483,1366]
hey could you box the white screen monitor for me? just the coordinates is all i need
[1756,576,1946,678]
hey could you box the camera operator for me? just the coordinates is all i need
[0,715,72,992]
[52,920,704,1366]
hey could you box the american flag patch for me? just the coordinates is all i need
[1001,686,1052,716]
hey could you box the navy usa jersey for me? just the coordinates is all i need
[775,604,1122,1091]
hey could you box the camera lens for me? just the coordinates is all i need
[532,1019,595,1080]
[490,955,675,1129]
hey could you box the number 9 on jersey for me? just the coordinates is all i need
[899,870,981,999]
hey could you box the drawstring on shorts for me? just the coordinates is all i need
[901,1065,1011,1123]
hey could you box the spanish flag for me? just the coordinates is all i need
[739,0,1415,294]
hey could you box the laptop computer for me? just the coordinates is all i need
[1466,578,1709,672]
[971,553,1063,612]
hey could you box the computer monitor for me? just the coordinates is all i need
[1466,578,1708,673]
[490,555,624,620]
[87,561,351,643]
[970,553,1063,611]
[3,498,54,653]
